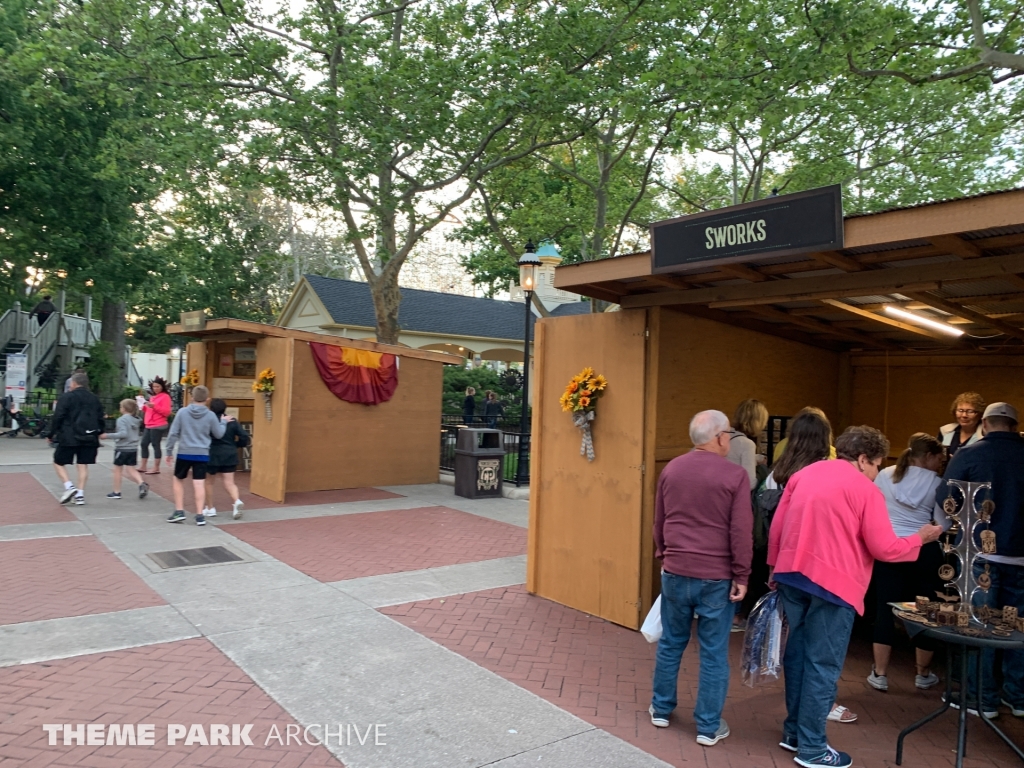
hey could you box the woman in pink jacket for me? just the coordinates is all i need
[139,377,173,474]
[768,426,942,768]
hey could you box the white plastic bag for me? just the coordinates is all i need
[641,595,662,643]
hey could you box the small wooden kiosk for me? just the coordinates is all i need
[527,187,1024,629]
[166,318,460,502]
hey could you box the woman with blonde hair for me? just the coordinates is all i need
[938,391,985,457]
[868,433,947,692]
[727,399,769,489]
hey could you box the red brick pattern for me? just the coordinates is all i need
[0,472,77,526]
[382,586,1024,768]
[0,537,164,625]
[225,507,527,582]
[0,638,343,767]
[134,470,402,510]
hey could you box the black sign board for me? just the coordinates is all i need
[651,185,843,273]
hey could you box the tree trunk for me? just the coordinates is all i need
[101,298,127,388]
[368,271,402,345]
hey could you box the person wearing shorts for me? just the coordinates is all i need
[47,372,105,506]
[203,398,250,520]
[164,385,227,526]
[102,399,148,500]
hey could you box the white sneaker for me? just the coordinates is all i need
[916,672,940,690]
[204,507,217,517]
[867,669,889,691]
[73,494,85,506]
[60,487,77,504]
[232,499,244,520]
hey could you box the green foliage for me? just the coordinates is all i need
[83,341,119,396]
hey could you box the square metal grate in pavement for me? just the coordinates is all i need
[146,546,245,570]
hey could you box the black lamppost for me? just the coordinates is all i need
[170,347,184,409]
[515,241,540,487]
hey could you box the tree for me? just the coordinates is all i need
[67,0,670,343]
[130,188,352,352]
[0,0,216,382]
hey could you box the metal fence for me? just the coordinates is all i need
[439,423,530,486]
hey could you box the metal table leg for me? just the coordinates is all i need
[896,647,955,765]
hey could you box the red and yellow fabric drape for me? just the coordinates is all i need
[309,342,399,405]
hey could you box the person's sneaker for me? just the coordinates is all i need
[867,669,889,691]
[794,746,853,768]
[648,704,669,728]
[205,507,217,518]
[60,487,77,504]
[944,693,998,718]
[731,619,747,633]
[139,482,149,499]
[195,513,206,526]
[1001,699,1024,717]
[779,736,798,753]
[167,510,187,524]
[73,494,85,505]
[916,672,940,690]
[696,719,730,746]
[106,492,122,499]
[232,499,244,520]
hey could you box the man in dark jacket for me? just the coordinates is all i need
[29,295,56,327]
[939,402,1024,718]
[47,371,105,505]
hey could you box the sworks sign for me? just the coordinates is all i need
[651,185,843,274]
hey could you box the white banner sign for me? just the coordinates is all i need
[4,353,27,404]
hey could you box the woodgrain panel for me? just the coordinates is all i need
[284,341,442,491]
[528,310,648,629]
[850,356,1024,457]
[249,337,294,502]
[653,307,841,459]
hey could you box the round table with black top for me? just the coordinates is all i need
[895,615,1024,768]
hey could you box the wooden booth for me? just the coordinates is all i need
[527,187,1024,630]
[166,318,460,502]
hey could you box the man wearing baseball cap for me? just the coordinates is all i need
[939,401,1024,718]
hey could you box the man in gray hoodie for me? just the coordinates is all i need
[164,385,227,525]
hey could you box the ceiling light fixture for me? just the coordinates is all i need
[884,305,964,337]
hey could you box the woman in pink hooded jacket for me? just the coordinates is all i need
[139,377,173,474]
[768,425,942,768]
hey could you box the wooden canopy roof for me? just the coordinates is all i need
[165,318,463,365]
[554,188,1024,353]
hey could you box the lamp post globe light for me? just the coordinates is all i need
[516,241,541,487]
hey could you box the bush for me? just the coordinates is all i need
[83,342,119,395]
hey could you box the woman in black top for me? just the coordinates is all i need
[463,387,476,424]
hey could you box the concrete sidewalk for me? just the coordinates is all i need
[0,437,662,768]
[2,436,1022,768]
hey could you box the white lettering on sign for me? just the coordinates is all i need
[705,219,767,250]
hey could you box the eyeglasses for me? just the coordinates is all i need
[956,409,979,416]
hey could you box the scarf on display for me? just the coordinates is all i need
[309,342,399,405]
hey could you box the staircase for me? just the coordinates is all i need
[0,303,101,393]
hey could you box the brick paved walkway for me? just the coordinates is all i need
[0,472,77,526]
[0,638,343,767]
[225,506,527,582]
[0,537,164,625]
[382,585,1024,768]
[134,471,402,510]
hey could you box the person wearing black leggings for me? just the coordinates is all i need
[138,377,173,474]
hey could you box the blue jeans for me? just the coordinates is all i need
[777,583,855,761]
[971,561,1024,708]
[651,571,732,735]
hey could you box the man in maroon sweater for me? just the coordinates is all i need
[649,409,753,746]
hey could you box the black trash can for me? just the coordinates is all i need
[454,428,506,499]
